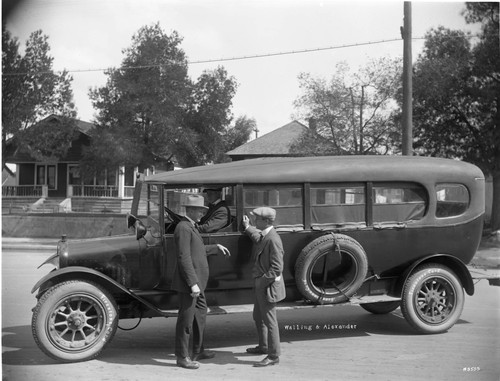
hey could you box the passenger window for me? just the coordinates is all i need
[311,185,365,225]
[163,186,236,232]
[244,186,303,227]
[373,183,427,222]
[436,184,469,218]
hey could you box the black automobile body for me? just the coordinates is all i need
[31,156,495,362]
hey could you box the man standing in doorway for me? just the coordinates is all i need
[172,195,231,369]
[242,207,286,367]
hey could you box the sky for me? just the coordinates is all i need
[4,0,481,136]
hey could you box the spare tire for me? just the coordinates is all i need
[295,234,368,304]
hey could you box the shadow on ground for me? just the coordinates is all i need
[2,305,470,366]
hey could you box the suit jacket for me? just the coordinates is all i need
[172,217,218,293]
[245,226,286,302]
[197,200,231,233]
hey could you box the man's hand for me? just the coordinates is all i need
[190,284,201,298]
[217,244,231,258]
[242,215,250,229]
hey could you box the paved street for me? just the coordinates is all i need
[2,246,500,381]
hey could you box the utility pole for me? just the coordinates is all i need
[402,1,413,156]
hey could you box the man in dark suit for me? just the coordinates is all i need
[242,207,286,367]
[172,195,230,369]
[196,187,231,233]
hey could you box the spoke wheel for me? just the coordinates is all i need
[414,277,456,324]
[401,264,464,334]
[48,294,106,350]
[32,280,118,362]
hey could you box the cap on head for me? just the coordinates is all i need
[181,195,208,210]
[250,207,276,221]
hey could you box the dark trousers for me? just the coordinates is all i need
[253,277,281,358]
[174,291,208,358]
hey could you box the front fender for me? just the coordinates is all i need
[31,266,127,295]
[31,266,169,316]
[396,254,474,296]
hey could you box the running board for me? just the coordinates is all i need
[157,295,402,316]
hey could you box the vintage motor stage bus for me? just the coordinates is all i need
[31,156,493,362]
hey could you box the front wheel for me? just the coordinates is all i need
[32,280,118,362]
[401,264,464,334]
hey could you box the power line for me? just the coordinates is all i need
[0,37,425,76]
[190,38,411,64]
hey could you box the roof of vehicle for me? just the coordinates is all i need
[144,155,484,186]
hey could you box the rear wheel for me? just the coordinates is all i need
[295,234,368,304]
[32,280,118,362]
[401,264,464,334]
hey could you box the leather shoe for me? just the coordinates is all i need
[192,350,216,361]
[176,357,200,369]
[246,346,268,355]
[253,356,279,367]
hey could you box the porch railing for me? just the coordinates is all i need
[71,185,118,198]
[2,185,134,198]
[2,185,45,197]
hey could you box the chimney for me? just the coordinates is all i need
[308,117,317,132]
[253,126,259,139]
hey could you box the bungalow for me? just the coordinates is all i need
[2,115,139,212]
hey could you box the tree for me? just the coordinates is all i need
[2,26,76,166]
[87,23,239,173]
[292,57,402,156]
[179,66,238,166]
[412,2,499,231]
[87,23,191,174]
[217,115,255,162]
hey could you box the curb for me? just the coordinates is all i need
[2,238,58,251]
[2,243,57,251]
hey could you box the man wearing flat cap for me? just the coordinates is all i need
[197,187,231,233]
[172,195,231,369]
[242,207,286,367]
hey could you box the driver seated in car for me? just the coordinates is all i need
[196,187,231,233]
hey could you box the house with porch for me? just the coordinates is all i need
[3,115,140,214]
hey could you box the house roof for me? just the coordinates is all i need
[74,118,94,135]
[226,120,308,156]
[4,115,94,163]
[44,114,94,135]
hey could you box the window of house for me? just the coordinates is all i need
[36,166,45,186]
[68,165,81,185]
[36,164,57,190]
[107,170,117,188]
[436,183,469,218]
[81,169,118,187]
[373,183,427,222]
[124,166,135,187]
[96,170,106,186]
